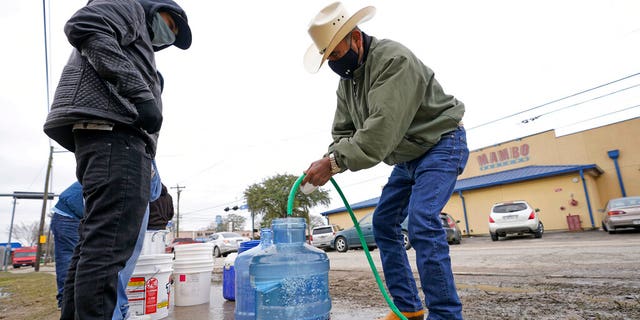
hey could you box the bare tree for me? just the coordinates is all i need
[310,214,328,229]
[223,213,247,231]
[11,221,41,246]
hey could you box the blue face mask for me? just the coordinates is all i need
[328,48,360,79]
[151,12,176,48]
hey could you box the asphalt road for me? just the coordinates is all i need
[328,228,640,277]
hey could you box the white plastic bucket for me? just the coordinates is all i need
[173,259,214,306]
[142,230,170,255]
[172,243,214,261]
[126,254,173,320]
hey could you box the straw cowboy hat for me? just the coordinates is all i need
[304,2,376,73]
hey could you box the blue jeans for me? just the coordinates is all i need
[61,128,152,320]
[51,213,80,308]
[372,127,469,320]
[113,160,161,320]
[112,206,150,320]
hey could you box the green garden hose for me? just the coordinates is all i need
[287,174,408,320]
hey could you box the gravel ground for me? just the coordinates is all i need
[326,229,640,320]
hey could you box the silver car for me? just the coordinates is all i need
[311,225,341,250]
[601,196,640,234]
[207,232,250,257]
[489,200,543,241]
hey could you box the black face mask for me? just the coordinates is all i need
[328,48,360,79]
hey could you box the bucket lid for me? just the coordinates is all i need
[136,253,174,264]
[173,243,214,252]
[173,258,214,266]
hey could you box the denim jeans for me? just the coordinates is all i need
[372,127,469,320]
[61,128,152,320]
[50,213,80,308]
[113,160,161,320]
[112,206,149,320]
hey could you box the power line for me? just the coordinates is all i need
[516,83,640,124]
[466,72,640,131]
[180,199,243,215]
[42,0,54,150]
[176,161,223,185]
[557,104,640,129]
[42,0,51,114]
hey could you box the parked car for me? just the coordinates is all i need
[332,213,411,252]
[207,232,250,257]
[165,237,200,253]
[311,224,341,250]
[11,246,37,268]
[489,200,543,241]
[441,212,463,245]
[601,196,640,234]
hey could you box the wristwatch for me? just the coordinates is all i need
[328,153,341,174]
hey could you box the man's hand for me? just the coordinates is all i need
[135,100,163,134]
[302,157,334,188]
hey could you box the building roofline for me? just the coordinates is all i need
[320,164,603,216]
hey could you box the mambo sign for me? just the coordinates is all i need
[477,144,530,171]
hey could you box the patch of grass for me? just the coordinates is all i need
[0,271,58,320]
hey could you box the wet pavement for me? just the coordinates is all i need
[25,256,387,319]
[164,281,235,320]
[163,272,387,320]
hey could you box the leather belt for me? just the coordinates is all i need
[72,121,115,131]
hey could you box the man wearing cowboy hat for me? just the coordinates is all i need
[302,2,468,320]
[43,0,191,319]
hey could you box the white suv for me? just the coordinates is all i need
[489,200,543,241]
[311,225,341,250]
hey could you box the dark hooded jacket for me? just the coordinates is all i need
[148,183,174,230]
[43,0,189,157]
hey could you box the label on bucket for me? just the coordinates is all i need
[127,276,163,316]
[127,277,146,316]
[145,278,159,314]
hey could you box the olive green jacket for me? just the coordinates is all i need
[329,37,465,171]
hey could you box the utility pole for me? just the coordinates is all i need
[3,197,17,272]
[171,184,185,238]
[35,146,53,272]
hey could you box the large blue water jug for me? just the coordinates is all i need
[250,218,331,320]
[234,229,273,320]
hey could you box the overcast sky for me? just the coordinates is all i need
[1,0,639,243]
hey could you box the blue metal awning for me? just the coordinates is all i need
[321,164,603,216]
[454,164,602,192]
[321,197,379,216]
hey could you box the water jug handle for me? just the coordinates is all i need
[151,230,168,245]
[148,266,161,280]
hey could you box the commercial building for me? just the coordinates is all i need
[321,117,639,236]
